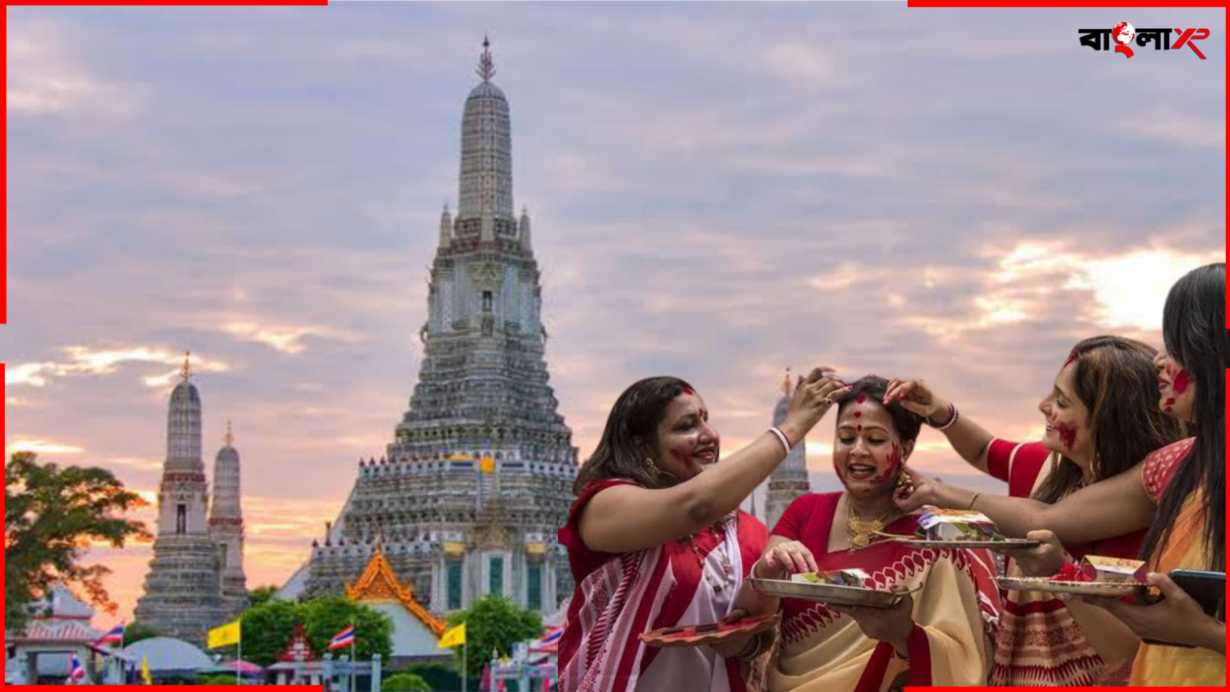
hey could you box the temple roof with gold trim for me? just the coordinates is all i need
[344,546,446,636]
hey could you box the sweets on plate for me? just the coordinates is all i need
[1050,556,1147,583]
[791,569,871,587]
[1078,555,1148,583]
[916,508,1000,542]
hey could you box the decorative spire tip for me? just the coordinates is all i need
[476,35,496,83]
[180,351,192,382]
[225,420,233,447]
[782,367,792,396]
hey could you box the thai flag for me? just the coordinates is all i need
[530,625,563,654]
[68,653,86,683]
[328,625,355,650]
[96,624,125,646]
[538,626,563,646]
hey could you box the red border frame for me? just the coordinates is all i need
[1,2,1225,692]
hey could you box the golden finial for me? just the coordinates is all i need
[180,351,191,382]
[225,420,233,447]
[782,367,792,397]
[476,35,496,82]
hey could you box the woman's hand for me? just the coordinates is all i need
[831,594,916,656]
[1003,530,1068,577]
[754,540,818,579]
[893,467,955,512]
[883,379,949,422]
[781,367,851,442]
[1084,573,1226,652]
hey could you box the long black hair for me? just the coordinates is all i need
[1033,336,1182,504]
[1139,263,1226,571]
[573,376,696,494]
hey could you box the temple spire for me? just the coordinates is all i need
[180,351,192,382]
[781,367,792,397]
[225,420,233,447]
[476,35,495,83]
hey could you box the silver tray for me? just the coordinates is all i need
[888,537,1041,550]
[998,576,1149,597]
[749,577,905,608]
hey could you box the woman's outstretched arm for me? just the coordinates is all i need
[581,372,842,554]
[895,463,1155,544]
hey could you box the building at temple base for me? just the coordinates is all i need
[345,544,451,668]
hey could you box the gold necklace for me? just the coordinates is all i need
[845,498,898,549]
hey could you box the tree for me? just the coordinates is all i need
[301,596,393,664]
[4,452,151,634]
[195,674,241,685]
[239,598,301,667]
[381,672,432,692]
[448,595,542,679]
[247,585,280,608]
[124,621,160,645]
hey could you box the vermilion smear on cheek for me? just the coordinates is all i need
[872,444,902,485]
[1056,423,1077,450]
[833,459,846,482]
[1172,370,1192,394]
[669,449,693,466]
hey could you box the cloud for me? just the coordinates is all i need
[220,321,363,355]
[1114,111,1225,150]
[6,346,229,389]
[6,438,85,456]
[7,18,141,119]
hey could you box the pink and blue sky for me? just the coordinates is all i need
[3,4,1224,627]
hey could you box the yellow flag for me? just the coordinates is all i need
[438,623,466,648]
[140,656,152,685]
[207,619,241,649]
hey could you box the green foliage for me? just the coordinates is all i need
[247,585,280,608]
[239,599,301,667]
[195,673,242,685]
[124,621,161,645]
[447,595,542,679]
[4,452,151,634]
[404,665,460,691]
[234,596,393,668]
[301,596,393,664]
[380,672,432,692]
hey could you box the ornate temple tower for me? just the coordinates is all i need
[209,421,249,618]
[303,38,578,615]
[765,370,812,530]
[134,355,227,645]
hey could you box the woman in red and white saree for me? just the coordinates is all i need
[735,376,1001,691]
[557,372,842,692]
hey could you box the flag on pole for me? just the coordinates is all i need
[140,656,152,685]
[207,619,241,649]
[328,625,356,650]
[94,624,125,647]
[68,653,86,684]
[438,623,466,649]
